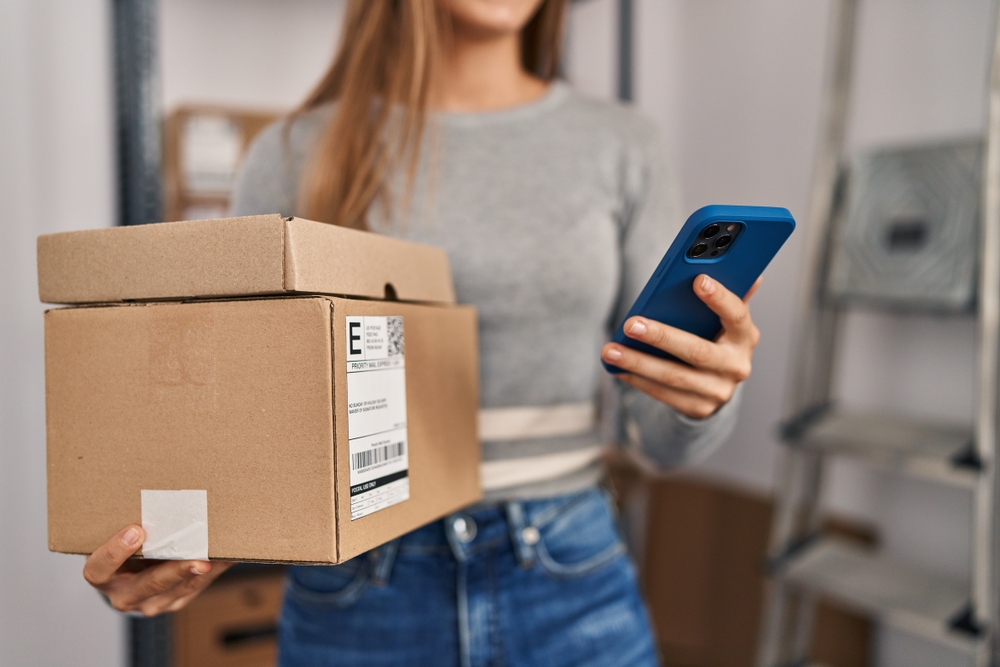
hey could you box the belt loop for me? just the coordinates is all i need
[505,501,536,569]
[368,538,400,587]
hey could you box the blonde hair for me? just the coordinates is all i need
[295,0,568,229]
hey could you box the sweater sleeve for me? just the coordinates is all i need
[229,106,331,217]
[229,122,300,217]
[609,120,741,469]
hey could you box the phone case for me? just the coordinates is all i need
[605,204,796,373]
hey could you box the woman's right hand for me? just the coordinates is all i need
[83,525,233,617]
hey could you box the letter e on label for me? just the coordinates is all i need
[346,317,364,361]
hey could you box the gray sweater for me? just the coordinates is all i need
[231,81,740,500]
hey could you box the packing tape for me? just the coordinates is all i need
[140,490,209,560]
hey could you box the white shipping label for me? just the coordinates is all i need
[346,316,409,520]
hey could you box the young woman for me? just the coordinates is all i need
[83,1,762,665]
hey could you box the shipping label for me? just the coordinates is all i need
[345,316,409,520]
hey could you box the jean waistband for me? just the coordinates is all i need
[365,488,605,576]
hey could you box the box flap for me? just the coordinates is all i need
[283,218,455,304]
[38,215,286,304]
[38,215,456,305]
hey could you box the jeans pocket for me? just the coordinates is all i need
[284,558,369,609]
[532,490,627,579]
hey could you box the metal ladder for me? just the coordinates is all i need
[757,0,1000,665]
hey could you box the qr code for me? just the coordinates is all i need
[387,317,404,356]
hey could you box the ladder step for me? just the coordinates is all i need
[792,411,977,488]
[783,538,979,654]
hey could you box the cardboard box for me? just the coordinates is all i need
[41,216,481,563]
[172,569,285,667]
[37,214,455,305]
[162,105,282,222]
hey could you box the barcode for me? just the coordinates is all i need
[352,441,405,470]
[387,316,404,356]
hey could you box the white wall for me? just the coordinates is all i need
[634,0,829,490]
[0,1,123,666]
[564,0,618,100]
[160,0,344,112]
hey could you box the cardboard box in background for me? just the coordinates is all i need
[163,106,281,222]
[172,569,285,667]
[40,216,481,563]
[607,455,874,667]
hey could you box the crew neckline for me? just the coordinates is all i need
[435,80,571,128]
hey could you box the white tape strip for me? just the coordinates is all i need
[478,402,596,442]
[141,490,209,560]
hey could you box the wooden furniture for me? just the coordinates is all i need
[610,461,874,667]
[163,106,280,222]
[172,568,285,667]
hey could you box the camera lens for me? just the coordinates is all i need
[702,224,720,239]
[715,234,732,248]
[690,243,708,257]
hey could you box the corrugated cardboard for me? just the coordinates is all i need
[172,570,285,667]
[46,296,480,563]
[42,217,480,563]
[37,214,456,305]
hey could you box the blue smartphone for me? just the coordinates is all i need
[604,204,796,373]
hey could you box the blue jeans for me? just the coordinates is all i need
[278,488,660,667]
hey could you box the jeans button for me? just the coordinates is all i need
[521,526,540,546]
[453,515,477,543]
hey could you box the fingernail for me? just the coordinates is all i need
[190,563,208,576]
[628,319,647,335]
[701,275,716,293]
[605,348,622,361]
[122,528,140,547]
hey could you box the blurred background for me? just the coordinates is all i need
[0,0,994,665]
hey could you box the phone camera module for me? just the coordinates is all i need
[690,221,741,259]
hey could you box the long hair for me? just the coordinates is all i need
[296,0,568,229]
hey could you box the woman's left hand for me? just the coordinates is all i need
[601,274,762,420]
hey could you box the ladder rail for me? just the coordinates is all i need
[976,2,1000,664]
[783,0,857,419]
[768,0,858,563]
[756,1,859,665]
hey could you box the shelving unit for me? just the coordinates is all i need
[792,411,978,490]
[785,539,975,655]
[757,1,1000,665]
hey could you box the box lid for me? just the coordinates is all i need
[37,214,456,305]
